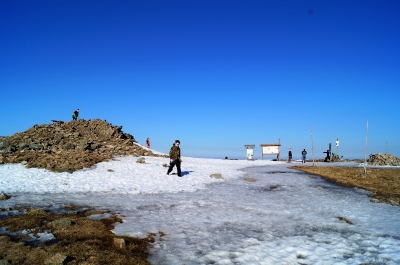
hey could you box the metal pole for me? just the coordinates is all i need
[310,125,315,166]
[364,120,368,175]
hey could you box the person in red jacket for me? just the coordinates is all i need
[146,137,151,148]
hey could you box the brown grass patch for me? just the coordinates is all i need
[291,165,400,205]
[338,216,354,225]
[244,177,257,182]
[0,207,152,264]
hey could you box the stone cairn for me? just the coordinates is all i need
[0,119,167,173]
[369,153,400,166]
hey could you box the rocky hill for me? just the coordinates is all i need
[369,153,400,166]
[0,119,166,172]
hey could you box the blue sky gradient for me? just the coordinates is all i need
[1,0,399,160]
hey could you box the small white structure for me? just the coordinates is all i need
[244,145,255,160]
[260,139,281,160]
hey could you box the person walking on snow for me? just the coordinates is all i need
[72,109,79,120]
[146,137,151,148]
[301,149,307,163]
[167,140,182,177]
[288,148,292,163]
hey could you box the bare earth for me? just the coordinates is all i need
[291,165,400,206]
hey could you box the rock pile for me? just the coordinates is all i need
[0,119,167,172]
[369,153,400,166]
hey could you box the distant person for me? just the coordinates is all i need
[288,148,292,163]
[72,109,79,120]
[301,149,307,163]
[146,137,151,148]
[167,140,181,177]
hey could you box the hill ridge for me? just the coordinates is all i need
[0,119,166,172]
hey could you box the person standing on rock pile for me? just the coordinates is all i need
[72,109,79,120]
[146,137,151,148]
[167,140,182,177]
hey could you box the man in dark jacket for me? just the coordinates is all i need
[301,149,307,163]
[167,140,181,177]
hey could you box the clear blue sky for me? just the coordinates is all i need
[1,0,399,160]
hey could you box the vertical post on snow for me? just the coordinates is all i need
[364,120,368,175]
[336,137,339,159]
[310,125,315,166]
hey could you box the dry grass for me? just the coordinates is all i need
[0,207,153,265]
[291,165,400,205]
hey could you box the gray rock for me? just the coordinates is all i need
[136,157,146,164]
[91,142,100,149]
[29,143,42,150]
[78,139,89,150]
[52,219,72,227]
[210,173,223,179]
[0,260,10,265]
[44,253,68,265]
[0,193,11,200]
[0,141,9,149]
[53,134,63,143]
[19,142,29,149]
[113,238,126,249]
[6,146,16,152]
[64,142,75,150]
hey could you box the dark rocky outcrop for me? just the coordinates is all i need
[0,119,167,172]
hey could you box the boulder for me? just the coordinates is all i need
[113,238,126,249]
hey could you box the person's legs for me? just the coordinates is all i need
[176,160,181,177]
[167,160,175,175]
